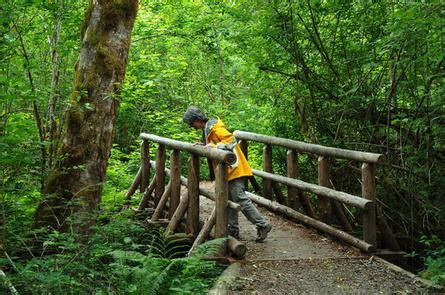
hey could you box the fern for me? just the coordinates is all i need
[188,238,227,259]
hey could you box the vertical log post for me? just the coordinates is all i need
[169,150,181,218]
[362,162,377,247]
[262,145,273,199]
[154,144,166,206]
[287,149,298,209]
[317,156,332,223]
[317,157,353,231]
[239,140,249,188]
[207,158,215,181]
[187,155,200,237]
[126,167,141,199]
[287,149,315,216]
[140,140,150,194]
[214,162,229,244]
[239,140,248,160]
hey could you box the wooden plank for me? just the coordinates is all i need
[214,162,228,239]
[155,144,166,205]
[140,140,150,193]
[262,144,273,199]
[234,130,385,164]
[187,155,200,237]
[362,162,377,247]
[169,150,181,218]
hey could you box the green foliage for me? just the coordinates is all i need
[1,217,223,294]
[419,235,445,286]
[2,0,444,290]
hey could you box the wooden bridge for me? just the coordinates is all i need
[124,131,436,293]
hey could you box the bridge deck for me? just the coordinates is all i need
[197,181,435,294]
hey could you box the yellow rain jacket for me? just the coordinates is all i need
[204,118,253,181]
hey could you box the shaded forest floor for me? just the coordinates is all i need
[197,182,439,294]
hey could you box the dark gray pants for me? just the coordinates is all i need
[228,177,268,231]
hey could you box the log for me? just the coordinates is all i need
[137,177,156,210]
[125,167,141,199]
[362,163,377,247]
[166,193,189,235]
[317,156,332,222]
[272,181,286,205]
[214,163,228,240]
[262,145,273,199]
[155,144,166,205]
[287,149,315,217]
[317,157,353,232]
[286,149,298,209]
[187,208,216,256]
[239,140,248,160]
[252,169,372,210]
[207,158,215,181]
[376,205,400,250]
[187,155,200,237]
[248,176,262,194]
[149,160,240,211]
[140,133,236,165]
[140,140,150,193]
[234,130,385,164]
[150,181,172,221]
[246,192,375,252]
[239,140,249,187]
[169,150,181,217]
[332,201,354,232]
[227,236,247,258]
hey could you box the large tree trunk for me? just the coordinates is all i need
[34,0,138,230]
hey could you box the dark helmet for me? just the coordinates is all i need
[182,106,208,125]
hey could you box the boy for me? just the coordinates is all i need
[183,106,272,241]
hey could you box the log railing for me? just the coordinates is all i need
[126,133,240,255]
[125,131,399,255]
[234,130,399,252]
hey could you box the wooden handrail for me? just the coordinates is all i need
[252,169,373,210]
[234,130,385,164]
[140,133,236,165]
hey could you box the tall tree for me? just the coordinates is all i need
[34,0,138,230]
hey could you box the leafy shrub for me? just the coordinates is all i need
[1,216,224,294]
[419,235,445,286]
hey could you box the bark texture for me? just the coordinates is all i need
[34,0,138,230]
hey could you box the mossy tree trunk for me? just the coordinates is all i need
[34,0,138,230]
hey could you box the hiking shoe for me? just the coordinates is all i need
[256,223,272,242]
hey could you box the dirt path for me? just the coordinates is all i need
[197,182,438,294]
